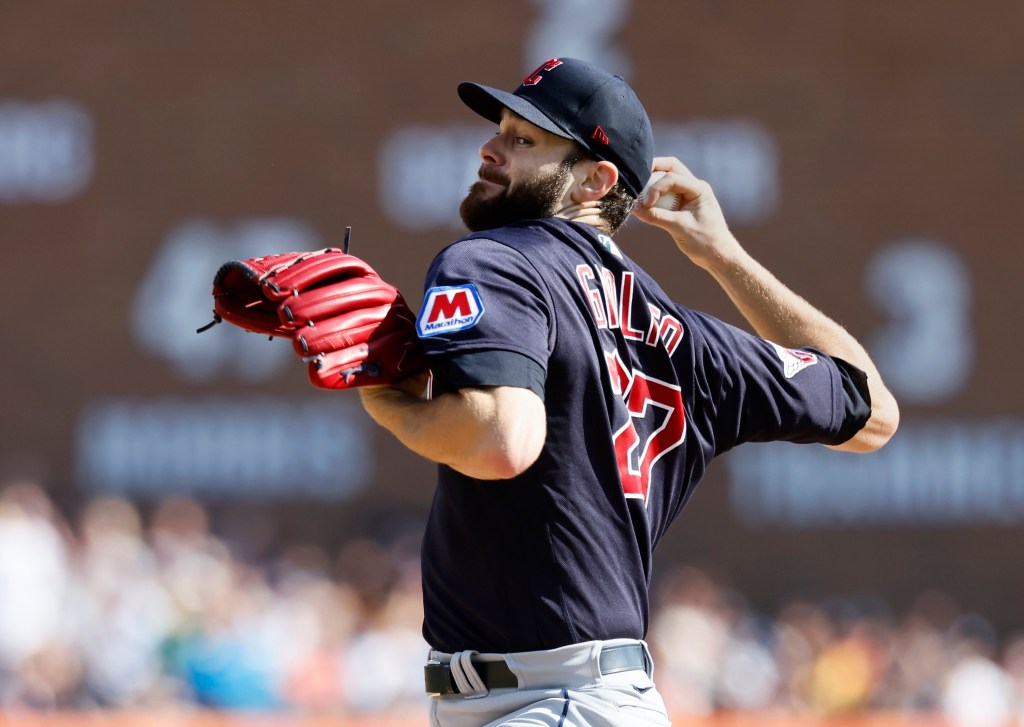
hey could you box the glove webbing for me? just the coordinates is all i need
[196,226,354,335]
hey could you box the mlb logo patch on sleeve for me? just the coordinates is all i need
[770,342,818,378]
[417,284,485,337]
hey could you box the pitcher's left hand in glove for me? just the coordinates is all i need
[205,248,426,389]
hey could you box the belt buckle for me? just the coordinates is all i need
[599,643,649,676]
[424,660,457,696]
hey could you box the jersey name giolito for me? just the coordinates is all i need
[576,264,684,357]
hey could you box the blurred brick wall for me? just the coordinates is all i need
[2,1,1022,628]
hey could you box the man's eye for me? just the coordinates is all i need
[515,137,532,146]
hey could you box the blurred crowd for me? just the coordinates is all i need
[1,480,1023,724]
[649,566,1024,725]
[0,481,427,715]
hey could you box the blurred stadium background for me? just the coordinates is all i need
[2,1,1023,725]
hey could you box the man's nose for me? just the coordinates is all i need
[479,135,504,165]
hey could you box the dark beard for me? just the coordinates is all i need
[459,161,574,232]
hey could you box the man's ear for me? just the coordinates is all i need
[571,160,619,203]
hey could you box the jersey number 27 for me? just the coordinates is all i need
[605,350,686,505]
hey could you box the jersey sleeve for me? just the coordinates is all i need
[432,349,547,399]
[687,309,858,455]
[416,237,554,374]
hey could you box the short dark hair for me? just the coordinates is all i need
[564,146,637,234]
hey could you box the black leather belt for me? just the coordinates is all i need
[424,643,649,696]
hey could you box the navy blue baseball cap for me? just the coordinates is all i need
[458,58,654,197]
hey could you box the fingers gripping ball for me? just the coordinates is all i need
[644,171,683,212]
[206,248,426,389]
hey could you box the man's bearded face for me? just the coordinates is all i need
[459,158,576,232]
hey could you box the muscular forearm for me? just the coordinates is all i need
[634,156,898,450]
[703,240,859,354]
[359,384,547,479]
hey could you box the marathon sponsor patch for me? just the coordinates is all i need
[417,284,485,337]
[770,342,818,379]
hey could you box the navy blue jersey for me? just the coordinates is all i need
[415,218,851,654]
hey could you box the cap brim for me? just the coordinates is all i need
[457,82,575,142]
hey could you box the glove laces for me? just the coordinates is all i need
[195,313,222,334]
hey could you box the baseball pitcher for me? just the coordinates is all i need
[207,57,898,727]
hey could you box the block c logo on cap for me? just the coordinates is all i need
[417,284,485,337]
[522,58,563,86]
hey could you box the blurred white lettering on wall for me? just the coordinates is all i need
[0,99,93,203]
[727,239,989,528]
[378,119,779,231]
[75,397,372,500]
[377,125,483,231]
[132,218,322,383]
[526,0,632,77]
[654,120,779,225]
[865,239,972,405]
[727,420,1024,527]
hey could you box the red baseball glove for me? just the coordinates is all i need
[203,247,425,389]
